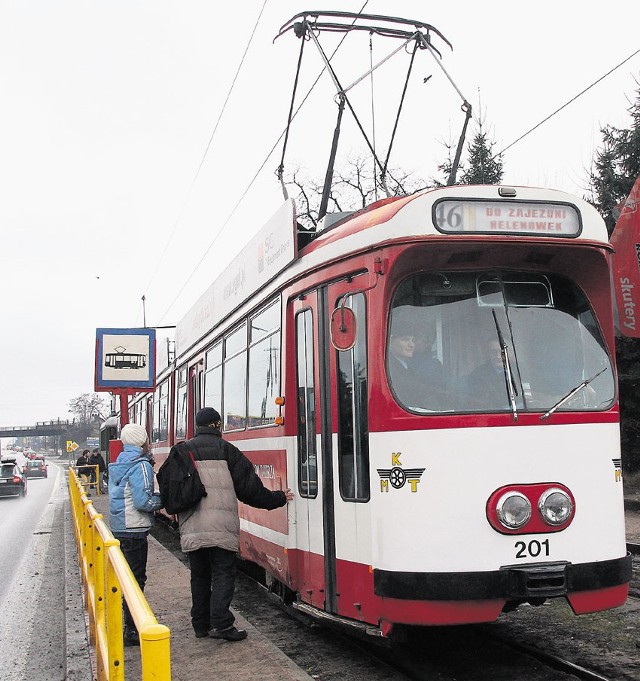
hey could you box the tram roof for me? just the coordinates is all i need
[172,184,609,360]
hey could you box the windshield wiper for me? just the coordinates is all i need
[492,309,518,421]
[540,367,608,421]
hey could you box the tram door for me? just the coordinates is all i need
[293,289,336,611]
[293,283,369,614]
[326,283,370,618]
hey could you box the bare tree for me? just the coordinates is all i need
[287,156,428,230]
[68,393,108,444]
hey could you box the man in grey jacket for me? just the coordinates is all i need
[179,407,293,641]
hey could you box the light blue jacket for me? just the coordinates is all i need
[108,444,163,537]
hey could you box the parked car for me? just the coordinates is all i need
[0,458,27,497]
[23,458,47,479]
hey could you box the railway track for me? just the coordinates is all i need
[473,633,615,681]
[340,621,620,681]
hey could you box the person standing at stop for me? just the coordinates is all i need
[178,407,293,641]
[75,449,92,492]
[109,423,163,646]
[88,448,107,493]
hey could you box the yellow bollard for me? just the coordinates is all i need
[140,623,172,681]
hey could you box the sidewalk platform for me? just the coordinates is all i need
[88,493,312,681]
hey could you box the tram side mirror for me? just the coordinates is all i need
[330,305,357,351]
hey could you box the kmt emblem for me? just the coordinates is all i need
[377,452,425,492]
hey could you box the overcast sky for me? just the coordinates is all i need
[0,1,638,427]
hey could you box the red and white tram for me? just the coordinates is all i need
[128,184,631,637]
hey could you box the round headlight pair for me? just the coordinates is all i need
[496,488,572,530]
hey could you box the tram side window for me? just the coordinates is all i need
[296,309,318,498]
[248,303,281,427]
[139,398,147,429]
[337,293,369,502]
[153,380,169,442]
[224,323,247,431]
[130,400,146,428]
[175,367,188,439]
[204,343,222,418]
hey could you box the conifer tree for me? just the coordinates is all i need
[589,86,640,472]
[589,87,640,235]
[432,111,504,187]
[459,110,504,186]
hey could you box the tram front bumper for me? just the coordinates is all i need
[374,553,632,601]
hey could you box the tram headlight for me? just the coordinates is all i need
[538,488,573,526]
[496,492,531,529]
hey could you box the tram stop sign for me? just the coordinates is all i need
[94,327,156,392]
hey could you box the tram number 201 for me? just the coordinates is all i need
[515,539,550,559]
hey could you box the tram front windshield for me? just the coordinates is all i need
[387,271,615,414]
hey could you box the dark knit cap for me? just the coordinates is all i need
[196,407,221,427]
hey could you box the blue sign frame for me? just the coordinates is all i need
[95,327,156,391]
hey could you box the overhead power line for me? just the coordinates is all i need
[496,48,640,158]
[141,0,270,310]
[157,0,371,325]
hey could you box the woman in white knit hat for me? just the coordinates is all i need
[109,423,163,646]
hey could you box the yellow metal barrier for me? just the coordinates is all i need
[69,468,171,680]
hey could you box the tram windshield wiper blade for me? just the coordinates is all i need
[492,309,518,421]
[540,367,608,421]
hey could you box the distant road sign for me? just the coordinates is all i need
[66,441,79,453]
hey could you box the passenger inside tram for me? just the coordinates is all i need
[387,310,446,410]
[411,323,445,388]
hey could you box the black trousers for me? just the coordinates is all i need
[118,535,149,631]
[188,546,237,633]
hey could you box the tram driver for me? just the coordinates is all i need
[464,338,511,410]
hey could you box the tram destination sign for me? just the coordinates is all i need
[434,200,581,236]
[94,327,156,392]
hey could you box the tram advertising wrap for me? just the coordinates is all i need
[611,174,640,337]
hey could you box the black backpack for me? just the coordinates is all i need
[157,444,207,514]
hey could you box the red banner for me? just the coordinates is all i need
[611,175,640,337]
